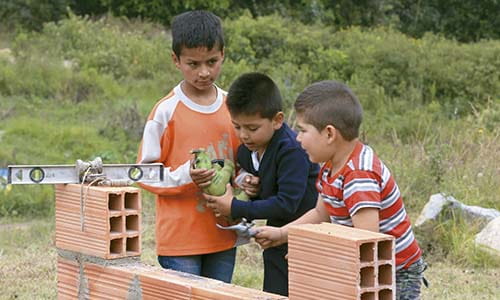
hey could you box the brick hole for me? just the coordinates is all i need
[360,266,375,288]
[360,242,375,262]
[378,240,392,260]
[110,238,123,254]
[109,216,123,233]
[378,264,393,285]
[126,215,139,232]
[379,289,393,300]
[108,193,122,211]
[124,192,139,210]
[361,292,375,300]
[126,236,140,253]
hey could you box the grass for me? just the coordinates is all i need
[1,199,499,299]
[0,219,57,299]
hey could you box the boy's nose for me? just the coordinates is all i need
[239,131,249,141]
[199,67,210,77]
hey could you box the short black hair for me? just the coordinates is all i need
[171,10,224,57]
[226,72,283,119]
[294,80,363,141]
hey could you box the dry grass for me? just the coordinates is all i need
[0,219,57,299]
[421,262,500,299]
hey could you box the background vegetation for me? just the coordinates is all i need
[0,1,499,299]
[1,0,499,42]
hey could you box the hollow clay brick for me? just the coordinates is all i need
[134,266,286,300]
[57,256,286,300]
[288,223,395,300]
[55,184,141,259]
[57,257,80,300]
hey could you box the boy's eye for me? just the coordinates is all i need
[248,127,258,132]
[208,59,217,65]
[188,62,197,67]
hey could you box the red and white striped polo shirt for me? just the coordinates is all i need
[317,141,422,270]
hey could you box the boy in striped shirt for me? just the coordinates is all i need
[255,80,427,299]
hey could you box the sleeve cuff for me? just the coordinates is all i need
[231,197,249,220]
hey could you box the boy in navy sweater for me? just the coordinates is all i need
[204,72,319,296]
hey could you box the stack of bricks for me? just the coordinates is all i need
[287,223,395,300]
[54,184,396,299]
[54,184,286,299]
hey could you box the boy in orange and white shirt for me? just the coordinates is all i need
[137,10,245,283]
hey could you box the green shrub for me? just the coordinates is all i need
[0,185,54,217]
[0,0,71,31]
[12,14,173,81]
[392,0,500,42]
[3,0,499,42]
[224,16,500,125]
[0,54,70,99]
[416,212,500,268]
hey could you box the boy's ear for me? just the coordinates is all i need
[272,112,285,130]
[171,51,180,69]
[324,125,337,143]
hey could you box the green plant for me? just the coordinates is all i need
[417,210,500,268]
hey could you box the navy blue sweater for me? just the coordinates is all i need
[231,123,319,227]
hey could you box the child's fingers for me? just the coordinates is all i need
[255,238,272,249]
[254,227,271,238]
[197,180,212,188]
[243,186,258,196]
[191,169,215,186]
[241,181,259,193]
[192,168,215,178]
[245,175,260,185]
[254,237,265,245]
[224,183,233,195]
[205,199,221,217]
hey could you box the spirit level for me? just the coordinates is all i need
[8,157,164,185]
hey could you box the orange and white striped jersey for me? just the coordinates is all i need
[138,82,239,256]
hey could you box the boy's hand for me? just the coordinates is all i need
[241,175,260,197]
[190,160,215,188]
[254,226,287,249]
[204,183,233,217]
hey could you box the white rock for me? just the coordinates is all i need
[475,216,500,255]
[450,201,500,222]
[415,193,452,227]
[416,193,500,227]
